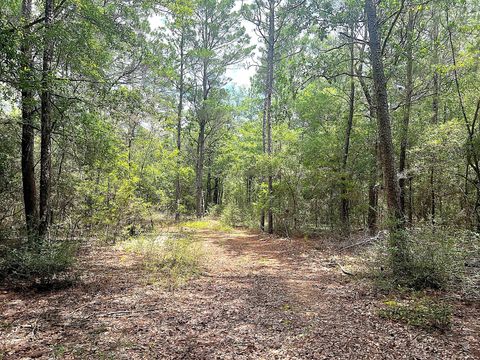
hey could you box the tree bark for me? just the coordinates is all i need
[398,10,415,222]
[340,24,355,235]
[430,11,439,225]
[213,177,219,205]
[357,46,378,236]
[265,0,275,234]
[20,0,38,237]
[175,27,185,222]
[196,118,206,218]
[39,0,55,238]
[365,0,406,270]
[206,170,212,209]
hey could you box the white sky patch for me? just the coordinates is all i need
[225,64,256,88]
[149,1,259,88]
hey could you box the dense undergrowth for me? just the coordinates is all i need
[0,239,78,288]
[355,226,480,330]
[367,227,479,297]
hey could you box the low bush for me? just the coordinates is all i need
[371,227,476,292]
[378,295,452,331]
[0,239,77,287]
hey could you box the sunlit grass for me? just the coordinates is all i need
[378,295,452,331]
[182,219,232,232]
[119,234,205,289]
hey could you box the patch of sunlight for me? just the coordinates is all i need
[236,255,253,267]
[119,234,205,290]
[378,295,452,331]
[257,256,275,265]
[182,219,232,232]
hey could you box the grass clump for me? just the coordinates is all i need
[378,295,452,331]
[182,219,232,233]
[121,234,204,289]
[0,239,77,288]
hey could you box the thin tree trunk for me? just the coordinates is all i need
[340,24,355,235]
[206,170,212,209]
[196,120,206,218]
[175,28,185,222]
[265,0,275,234]
[430,13,439,226]
[365,0,406,270]
[213,177,219,205]
[39,0,55,238]
[446,9,480,231]
[399,10,415,221]
[20,0,38,237]
[260,100,267,231]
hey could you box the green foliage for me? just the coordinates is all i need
[0,119,20,230]
[0,240,77,287]
[372,227,475,291]
[378,296,452,331]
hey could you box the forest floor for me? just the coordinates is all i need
[1,221,479,359]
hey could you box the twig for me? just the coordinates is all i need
[340,232,385,251]
[335,260,354,276]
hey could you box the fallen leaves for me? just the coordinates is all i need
[0,226,478,359]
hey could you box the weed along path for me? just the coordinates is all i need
[1,222,479,359]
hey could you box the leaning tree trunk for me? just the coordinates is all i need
[39,0,55,238]
[365,0,407,270]
[20,0,38,237]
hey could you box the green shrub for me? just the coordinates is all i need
[0,239,77,287]
[372,227,471,291]
[378,296,452,331]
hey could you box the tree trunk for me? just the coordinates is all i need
[195,33,209,218]
[206,170,212,209]
[446,9,480,232]
[357,47,378,236]
[213,177,219,205]
[265,0,275,234]
[196,119,206,218]
[175,28,185,222]
[340,24,355,235]
[20,0,38,237]
[430,12,439,225]
[39,0,55,238]
[365,0,406,270]
[398,10,415,221]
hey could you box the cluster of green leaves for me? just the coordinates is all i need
[379,295,452,331]
[0,239,77,287]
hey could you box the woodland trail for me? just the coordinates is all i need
[1,225,479,359]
